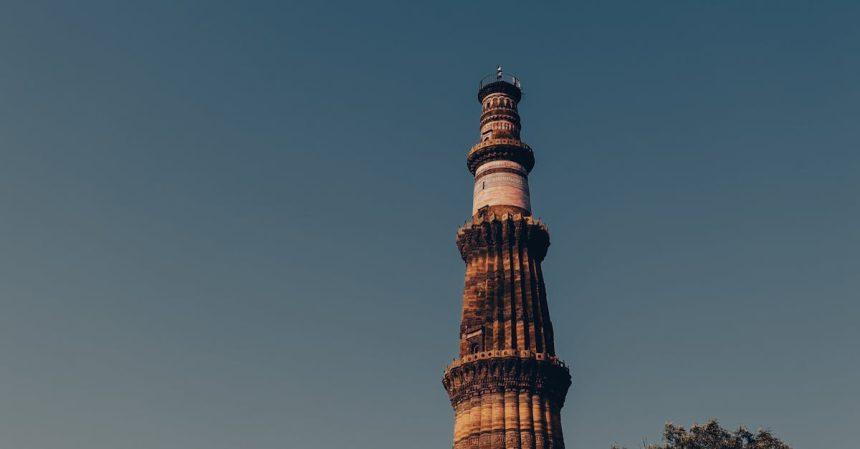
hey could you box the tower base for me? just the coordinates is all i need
[443,351,571,449]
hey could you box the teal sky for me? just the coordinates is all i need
[1,1,858,448]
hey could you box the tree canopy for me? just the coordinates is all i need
[613,420,792,449]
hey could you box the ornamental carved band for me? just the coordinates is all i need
[456,214,550,263]
[467,139,535,175]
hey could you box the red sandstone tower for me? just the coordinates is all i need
[442,69,571,449]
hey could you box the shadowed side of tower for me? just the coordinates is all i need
[443,70,571,449]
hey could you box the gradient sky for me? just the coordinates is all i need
[1,1,858,449]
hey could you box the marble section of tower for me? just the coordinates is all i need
[443,71,572,449]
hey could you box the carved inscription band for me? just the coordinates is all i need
[475,167,528,182]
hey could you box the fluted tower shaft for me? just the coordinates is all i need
[443,70,571,449]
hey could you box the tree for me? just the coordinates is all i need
[612,419,792,449]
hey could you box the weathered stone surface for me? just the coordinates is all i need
[454,214,553,356]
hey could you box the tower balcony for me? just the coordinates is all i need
[444,349,568,373]
[467,138,535,175]
[442,349,572,408]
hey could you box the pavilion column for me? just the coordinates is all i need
[468,396,481,449]
[519,391,534,449]
[532,393,546,449]
[491,390,505,447]
[543,397,555,449]
[550,401,565,449]
[480,392,493,449]
[505,389,521,449]
[453,401,465,449]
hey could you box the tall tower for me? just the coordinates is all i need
[442,69,571,449]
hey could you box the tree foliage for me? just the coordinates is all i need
[613,419,792,449]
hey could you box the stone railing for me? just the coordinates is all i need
[444,349,568,375]
[460,212,547,232]
[468,138,530,158]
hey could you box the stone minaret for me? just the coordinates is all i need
[443,69,571,449]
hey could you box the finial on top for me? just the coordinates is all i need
[478,67,522,102]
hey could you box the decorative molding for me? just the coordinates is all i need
[456,214,550,262]
[474,166,528,182]
[442,355,571,407]
[467,139,535,175]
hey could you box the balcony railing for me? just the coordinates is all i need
[479,72,522,90]
[468,137,531,157]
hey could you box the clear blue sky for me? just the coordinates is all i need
[0,1,857,448]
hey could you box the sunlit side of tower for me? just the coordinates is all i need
[442,69,571,449]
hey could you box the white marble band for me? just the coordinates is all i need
[472,160,531,214]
